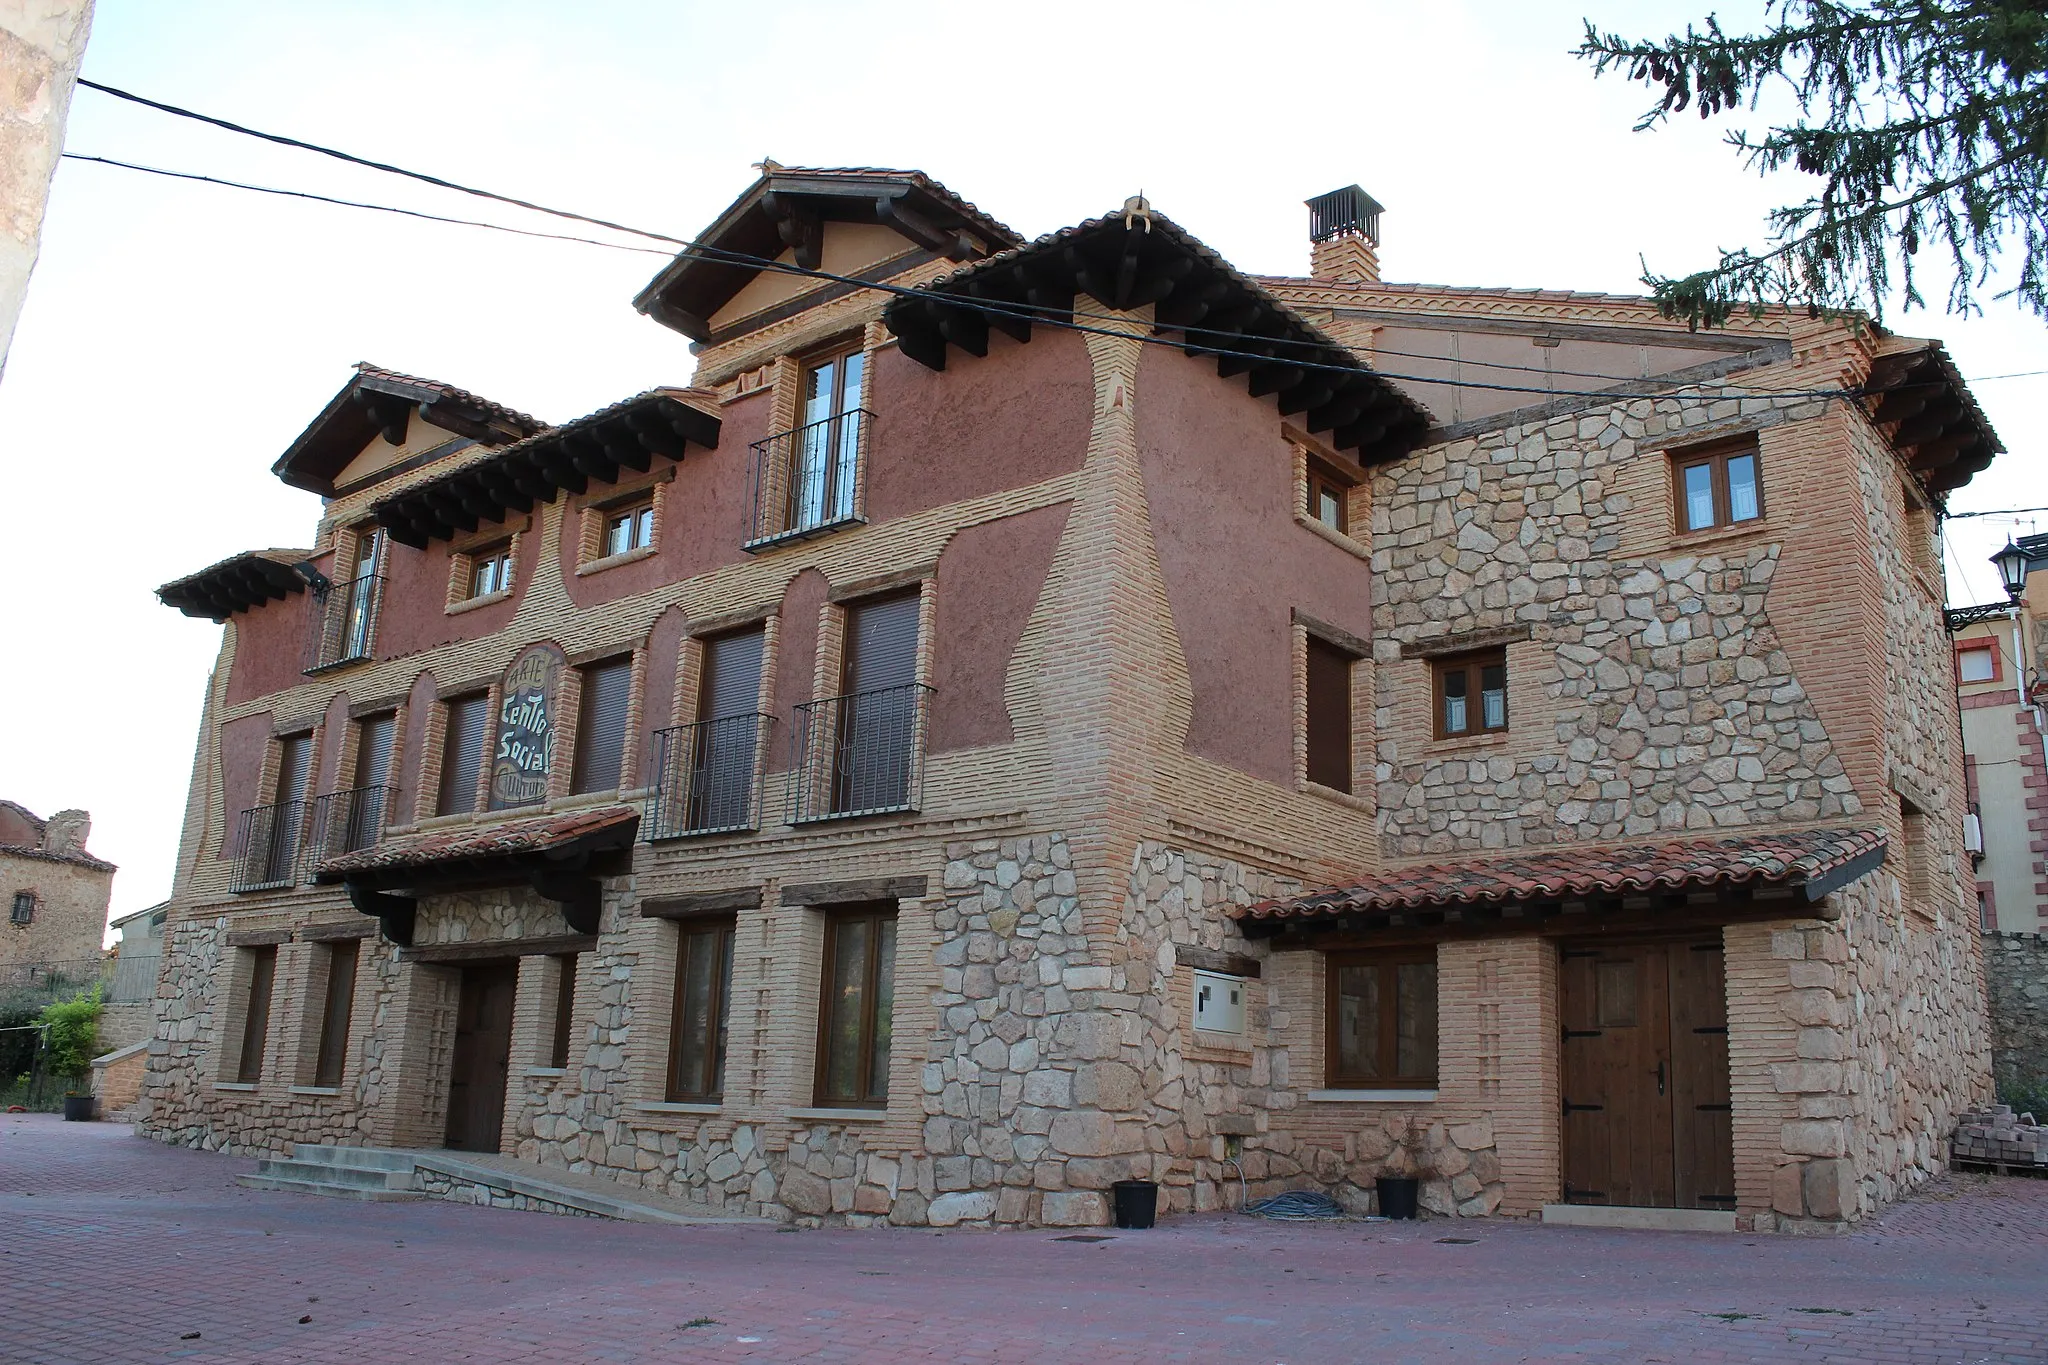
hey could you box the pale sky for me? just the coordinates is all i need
[2,0,2040,928]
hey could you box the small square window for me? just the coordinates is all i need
[1958,646,1996,684]
[605,499,655,557]
[1671,438,1763,533]
[468,544,513,599]
[1309,472,1348,534]
[1432,648,1508,739]
[1326,953,1437,1088]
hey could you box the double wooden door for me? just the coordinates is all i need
[1561,938,1734,1210]
[444,961,518,1153]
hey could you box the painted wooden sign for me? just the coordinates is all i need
[490,642,566,809]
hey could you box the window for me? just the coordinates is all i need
[815,905,895,1107]
[1305,635,1357,793]
[338,713,396,853]
[313,940,358,1088]
[255,732,313,887]
[237,945,278,1084]
[1308,468,1349,534]
[833,594,921,815]
[1326,953,1437,1088]
[570,657,633,795]
[437,694,489,815]
[1672,438,1762,533]
[690,629,766,831]
[342,525,384,659]
[550,954,579,1069]
[1432,649,1507,739]
[468,543,513,599]
[790,344,866,532]
[666,920,735,1101]
[9,891,34,926]
[1958,645,1997,684]
[604,499,655,558]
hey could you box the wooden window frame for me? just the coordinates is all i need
[1307,465,1350,535]
[1431,647,1508,740]
[603,497,656,558]
[1670,437,1764,534]
[812,903,896,1109]
[9,891,34,926]
[1324,951,1438,1089]
[312,939,359,1088]
[236,945,278,1084]
[1304,634,1358,794]
[664,918,735,1102]
[465,541,515,601]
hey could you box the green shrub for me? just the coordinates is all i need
[36,986,102,1078]
[1996,1077,2048,1120]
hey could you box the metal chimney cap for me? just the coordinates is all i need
[1307,185,1384,245]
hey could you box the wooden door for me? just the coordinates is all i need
[1561,938,1732,1209]
[444,962,518,1152]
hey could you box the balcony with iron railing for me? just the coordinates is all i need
[645,714,772,839]
[788,683,931,824]
[229,800,306,893]
[305,572,386,674]
[746,409,871,549]
[309,784,395,865]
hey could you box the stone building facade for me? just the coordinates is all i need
[0,800,114,974]
[1951,539,2047,931]
[145,169,1994,1231]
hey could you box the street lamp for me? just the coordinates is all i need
[1992,539,2030,602]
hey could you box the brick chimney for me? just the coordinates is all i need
[1307,185,1382,284]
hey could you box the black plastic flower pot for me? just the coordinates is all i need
[1375,1176,1420,1219]
[1111,1179,1159,1229]
[61,1095,96,1122]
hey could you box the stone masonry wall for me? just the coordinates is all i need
[1984,931,2048,1097]
[1371,390,1861,857]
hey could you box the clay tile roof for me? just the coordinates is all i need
[157,548,316,622]
[348,363,544,433]
[1234,827,1888,924]
[886,208,1435,464]
[311,806,638,882]
[272,364,547,498]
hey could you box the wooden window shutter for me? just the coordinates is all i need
[701,630,765,720]
[1304,636,1354,793]
[314,939,359,1087]
[238,945,277,1083]
[438,695,489,816]
[844,594,919,694]
[572,658,633,794]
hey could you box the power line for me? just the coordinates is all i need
[60,154,674,256]
[1949,506,2048,520]
[72,78,1871,405]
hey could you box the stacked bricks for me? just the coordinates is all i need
[1951,1104,2048,1168]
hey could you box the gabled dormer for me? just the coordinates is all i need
[271,362,546,499]
[631,165,1021,359]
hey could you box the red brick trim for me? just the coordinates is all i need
[1955,638,2002,683]
[1962,688,2022,711]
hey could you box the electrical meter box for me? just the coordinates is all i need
[1193,970,1247,1035]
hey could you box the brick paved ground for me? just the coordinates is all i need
[3,1113,2044,1364]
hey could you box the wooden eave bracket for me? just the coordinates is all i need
[347,882,417,947]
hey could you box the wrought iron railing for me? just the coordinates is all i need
[788,683,931,823]
[645,714,772,838]
[746,409,871,547]
[310,784,395,865]
[305,572,386,673]
[230,800,305,893]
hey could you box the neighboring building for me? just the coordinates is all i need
[146,167,1993,1231]
[0,0,94,382]
[0,800,114,981]
[1950,536,2048,933]
[99,899,167,1049]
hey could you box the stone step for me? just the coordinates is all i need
[290,1143,421,1172]
[256,1157,414,1191]
[235,1173,426,1203]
